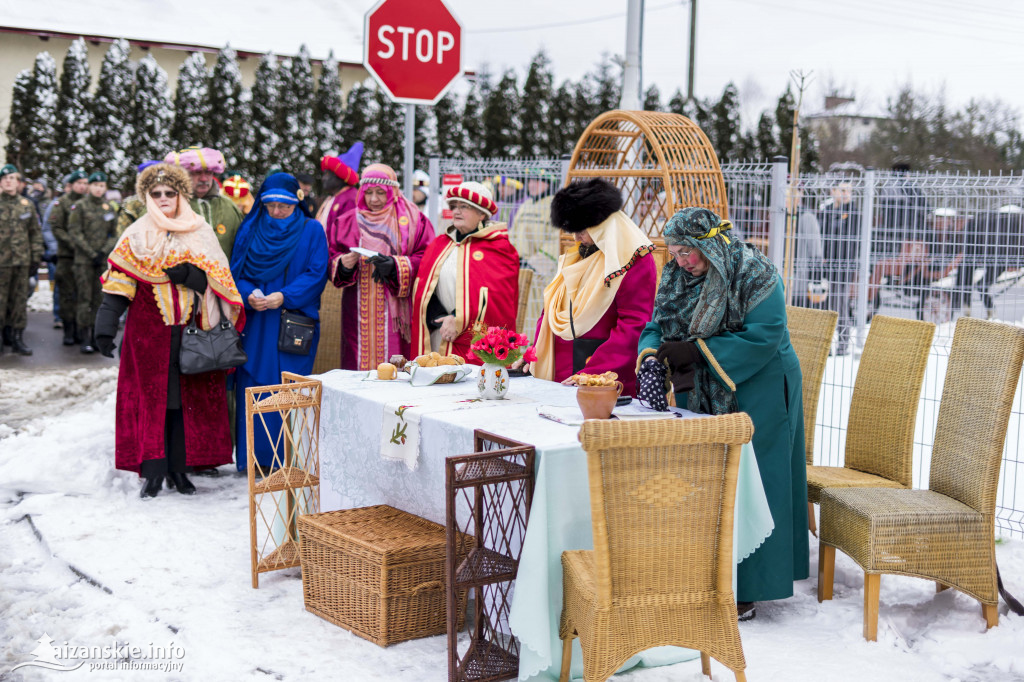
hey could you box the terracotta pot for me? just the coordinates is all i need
[576,382,623,420]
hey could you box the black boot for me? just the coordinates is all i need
[737,601,757,621]
[1,325,11,348]
[10,329,32,356]
[80,325,96,354]
[140,476,163,498]
[166,472,196,495]
[62,319,76,346]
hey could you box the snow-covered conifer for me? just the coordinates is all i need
[171,52,210,150]
[55,39,92,173]
[89,39,135,189]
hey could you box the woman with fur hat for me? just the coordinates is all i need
[638,207,807,620]
[520,178,657,397]
[411,181,520,363]
[325,163,434,370]
[95,163,245,498]
[230,173,329,471]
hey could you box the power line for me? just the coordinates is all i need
[467,0,686,35]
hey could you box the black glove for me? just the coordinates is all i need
[92,252,107,268]
[95,335,116,358]
[656,340,703,391]
[369,255,397,284]
[163,263,208,293]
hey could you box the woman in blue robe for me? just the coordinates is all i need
[637,207,807,621]
[230,173,328,470]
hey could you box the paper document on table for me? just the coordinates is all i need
[351,246,379,258]
[612,403,682,420]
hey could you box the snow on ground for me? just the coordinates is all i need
[1,368,1023,681]
[26,286,53,314]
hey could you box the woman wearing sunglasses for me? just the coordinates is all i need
[94,163,245,498]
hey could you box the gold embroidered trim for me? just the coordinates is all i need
[697,338,736,392]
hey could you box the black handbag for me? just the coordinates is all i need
[179,294,248,375]
[278,309,316,355]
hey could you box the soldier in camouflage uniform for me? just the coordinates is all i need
[67,171,118,353]
[49,168,89,345]
[0,164,44,355]
[116,160,159,237]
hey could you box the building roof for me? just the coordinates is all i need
[0,0,364,63]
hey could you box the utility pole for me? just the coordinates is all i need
[620,0,645,110]
[687,0,697,102]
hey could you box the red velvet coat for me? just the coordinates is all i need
[411,223,520,364]
[114,279,234,474]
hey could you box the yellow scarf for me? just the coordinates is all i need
[533,211,653,381]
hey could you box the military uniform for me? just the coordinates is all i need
[117,195,145,236]
[0,192,44,338]
[66,194,118,332]
[192,187,242,259]
[48,190,85,336]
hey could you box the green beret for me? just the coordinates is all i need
[68,170,89,183]
[0,164,19,178]
[89,171,108,183]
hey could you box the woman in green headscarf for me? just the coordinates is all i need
[637,207,808,619]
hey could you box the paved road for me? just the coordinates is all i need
[0,311,120,371]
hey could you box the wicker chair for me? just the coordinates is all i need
[516,268,534,335]
[786,306,838,533]
[818,318,1024,640]
[312,284,343,374]
[560,414,754,682]
[806,315,935,523]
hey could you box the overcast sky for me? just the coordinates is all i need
[449,0,1024,125]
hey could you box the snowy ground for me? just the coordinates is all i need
[1,367,1023,681]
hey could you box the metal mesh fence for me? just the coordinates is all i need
[428,155,1024,537]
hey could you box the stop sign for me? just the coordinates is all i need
[363,0,463,105]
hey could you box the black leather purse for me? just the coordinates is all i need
[179,294,248,374]
[278,309,316,355]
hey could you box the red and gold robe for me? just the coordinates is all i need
[411,222,520,364]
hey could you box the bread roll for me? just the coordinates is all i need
[377,363,397,380]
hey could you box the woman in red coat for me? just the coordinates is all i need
[411,181,520,363]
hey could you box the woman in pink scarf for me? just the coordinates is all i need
[325,163,435,370]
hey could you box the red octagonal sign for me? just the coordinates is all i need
[364,0,463,105]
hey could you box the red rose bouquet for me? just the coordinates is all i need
[469,325,531,366]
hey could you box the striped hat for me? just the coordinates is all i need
[446,181,498,217]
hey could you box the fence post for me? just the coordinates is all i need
[768,156,788,273]
[855,169,876,350]
[560,154,572,187]
[428,157,440,230]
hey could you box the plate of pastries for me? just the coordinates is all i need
[377,353,473,386]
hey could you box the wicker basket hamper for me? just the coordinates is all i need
[298,505,471,646]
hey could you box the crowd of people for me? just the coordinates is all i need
[0,149,809,616]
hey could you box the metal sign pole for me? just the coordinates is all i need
[403,103,415,199]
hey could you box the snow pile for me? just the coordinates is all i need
[1,367,1022,680]
[26,286,53,313]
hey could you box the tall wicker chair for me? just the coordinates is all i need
[516,268,534,335]
[312,284,343,375]
[806,316,935,520]
[560,414,754,682]
[818,318,1024,640]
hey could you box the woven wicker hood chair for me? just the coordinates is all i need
[785,305,838,533]
[516,268,534,335]
[818,317,1024,639]
[806,315,935,524]
[560,413,754,682]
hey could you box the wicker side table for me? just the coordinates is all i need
[445,430,535,682]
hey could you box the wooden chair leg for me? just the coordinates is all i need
[863,572,880,641]
[559,637,573,682]
[817,543,835,602]
[982,603,998,629]
[700,651,711,677]
[734,671,747,682]
[808,501,817,536]
[936,581,950,593]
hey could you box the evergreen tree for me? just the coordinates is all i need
[314,51,345,156]
[130,54,173,178]
[171,52,210,150]
[519,50,554,157]
[55,38,92,174]
[208,46,246,168]
[481,69,519,157]
[90,38,135,189]
[643,84,662,112]
[754,111,776,161]
[25,52,59,183]
[413,105,432,171]
[338,80,375,157]
[667,88,686,116]
[709,82,741,164]
[4,70,31,171]
[460,71,489,157]
[366,86,404,171]
[547,80,579,156]
[589,54,621,117]
[277,45,316,173]
[775,86,796,159]
[249,53,281,177]
[433,92,463,157]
